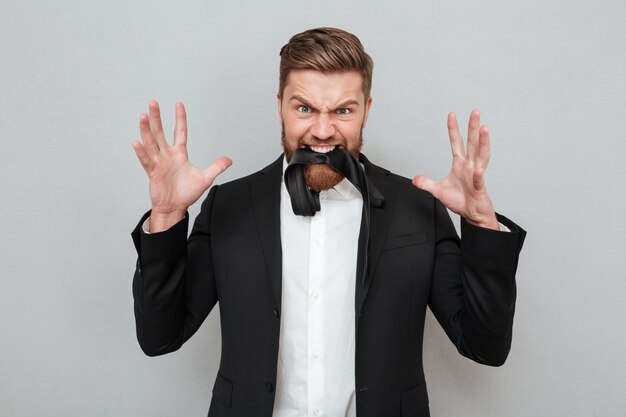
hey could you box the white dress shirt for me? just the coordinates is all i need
[274,158,362,417]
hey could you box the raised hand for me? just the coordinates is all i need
[132,101,232,232]
[412,110,499,230]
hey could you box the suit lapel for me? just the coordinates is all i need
[249,153,397,323]
[355,155,398,332]
[251,155,284,310]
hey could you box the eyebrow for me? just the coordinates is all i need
[289,95,313,107]
[289,94,360,111]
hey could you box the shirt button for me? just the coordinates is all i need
[265,381,274,392]
[273,308,280,319]
[313,409,321,416]
[312,352,319,359]
[311,292,319,301]
[313,239,321,247]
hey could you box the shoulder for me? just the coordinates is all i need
[361,153,434,204]
[363,155,451,236]
[206,154,283,207]
[213,155,282,191]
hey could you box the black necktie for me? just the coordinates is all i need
[284,147,384,283]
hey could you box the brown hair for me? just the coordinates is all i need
[279,27,374,99]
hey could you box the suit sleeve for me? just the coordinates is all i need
[130,185,220,356]
[428,200,526,366]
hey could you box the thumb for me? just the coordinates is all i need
[412,175,436,194]
[202,156,233,185]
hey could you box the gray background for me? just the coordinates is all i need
[1,0,625,416]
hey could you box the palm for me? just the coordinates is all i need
[147,150,211,214]
[413,110,498,230]
[132,101,231,216]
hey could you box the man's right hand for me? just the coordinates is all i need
[132,100,232,233]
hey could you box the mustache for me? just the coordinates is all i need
[280,127,347,147]
[280,122,364,161]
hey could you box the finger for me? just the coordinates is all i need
[447,112,465,157]
[202,157,233,185]
[412,175,439,198]
[139,113,159,155]
[467,109,480,160]
[472,168,485,191]
[477,125,491,170]
[174,102,187,147]
[148,100,168,148]
[132,140,152,170]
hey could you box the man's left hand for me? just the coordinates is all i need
[412,110,499,230]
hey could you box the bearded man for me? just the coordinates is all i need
[131,27,526,417]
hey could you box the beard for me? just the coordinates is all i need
[302,164,344,192]
[281,124,364,192]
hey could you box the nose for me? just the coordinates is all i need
[310,113,336,140]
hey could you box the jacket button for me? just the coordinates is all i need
[273,308,280,319]
[265,381,274,392]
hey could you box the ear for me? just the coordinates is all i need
[276,92,283,124]
[362,96,373,128]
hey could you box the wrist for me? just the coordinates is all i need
[465,213,499,231]
[149,209,186,233]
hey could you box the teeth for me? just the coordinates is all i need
[309,145,336,153]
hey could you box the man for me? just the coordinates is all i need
[131,27,525,417]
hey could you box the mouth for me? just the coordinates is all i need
[304,144,343,154]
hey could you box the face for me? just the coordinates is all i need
[278,69,373,191]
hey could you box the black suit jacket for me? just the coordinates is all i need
[131,154,526,417]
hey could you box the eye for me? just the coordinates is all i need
[297,105,311,113]
[337,108,351,115]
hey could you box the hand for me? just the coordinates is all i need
[132,100,232,231]
[412,110,498,230]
